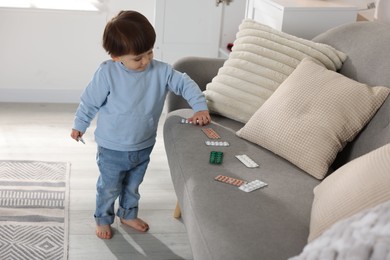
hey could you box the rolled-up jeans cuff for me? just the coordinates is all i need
[94,214,115,226]
[117,206,138,220]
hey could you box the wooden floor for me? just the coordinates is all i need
[0,103,192,260]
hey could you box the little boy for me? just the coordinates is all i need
[71,10,211,239]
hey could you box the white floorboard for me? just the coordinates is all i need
[0,103,192,260]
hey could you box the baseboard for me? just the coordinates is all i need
[0,89,82,103]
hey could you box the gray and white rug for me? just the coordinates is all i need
[0,161,70,260]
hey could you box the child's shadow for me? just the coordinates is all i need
[103,225,190,260]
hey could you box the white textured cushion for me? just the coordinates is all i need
[308,143,390,242]
[290,200,390,260]
[204,19,347,123]
[236,58,390,179]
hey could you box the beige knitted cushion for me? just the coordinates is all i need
[204,19,347,123]
[236,58,390,179]
[308,143,390,242]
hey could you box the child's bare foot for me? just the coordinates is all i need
[96,224,112,239]
[120,218,149,232]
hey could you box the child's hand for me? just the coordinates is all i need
[70,129,84,142]
[189,110,211,126]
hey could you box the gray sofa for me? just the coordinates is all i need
[163,21,390,260]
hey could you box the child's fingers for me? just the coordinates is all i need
[188,112,211,126]
[192,117,207,126]
[70,130,83,141]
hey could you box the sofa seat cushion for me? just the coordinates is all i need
[163,109,320,260]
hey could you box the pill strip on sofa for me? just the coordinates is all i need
[205,140,230,147]
[235,154,259,168]
[214,174,247,186]
[209,151,223,164]
[180,118,197,124]
[239,180,268,192]
[202,128,221,139]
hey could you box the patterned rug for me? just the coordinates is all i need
[0,161,70,260]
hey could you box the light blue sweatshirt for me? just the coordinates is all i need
[73,59,208,151]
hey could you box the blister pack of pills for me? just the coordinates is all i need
[214,174,247,187]
[235,154,259,168]
[209,151,223,164]
[202,128,221,139]
[180,118,193,124]
[239,180,267,192]
[205,140,230,147]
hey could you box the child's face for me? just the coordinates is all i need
[112,49,153,71]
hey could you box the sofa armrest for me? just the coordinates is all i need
[166,56,226,112]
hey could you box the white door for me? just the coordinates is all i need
[154,0,224,64]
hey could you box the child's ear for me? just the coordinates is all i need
[111,55,120,62]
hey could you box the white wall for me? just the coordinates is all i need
[0,0,155,103]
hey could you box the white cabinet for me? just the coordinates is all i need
[154,0,357,63]
[155,0,222,64]
[246,0,358,39]
[154,0,246,64]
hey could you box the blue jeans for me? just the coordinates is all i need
[94,145,154,226]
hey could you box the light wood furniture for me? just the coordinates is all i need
[173,202,182,218]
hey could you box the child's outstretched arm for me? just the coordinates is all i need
[188,110,211,126]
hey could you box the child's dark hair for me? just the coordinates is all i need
[102,10,156,57]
